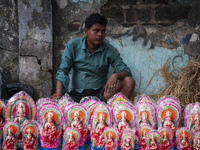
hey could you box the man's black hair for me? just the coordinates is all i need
[85,13,108,29]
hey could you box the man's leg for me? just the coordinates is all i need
[103,76,135,100]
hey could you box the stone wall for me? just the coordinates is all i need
[0,0,19,85]
[1,0,200,100]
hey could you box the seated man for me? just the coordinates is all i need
[54,13,135,102]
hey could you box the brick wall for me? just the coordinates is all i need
[101,0,192,27]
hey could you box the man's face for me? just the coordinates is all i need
[85,23,106,47]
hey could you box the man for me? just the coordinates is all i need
[54,13,135,102]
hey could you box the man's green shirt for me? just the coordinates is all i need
[56,36,132,94]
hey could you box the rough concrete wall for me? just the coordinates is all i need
[53,0,200,95]
[18,0,53,100]
[0,0,19,84]
[1,0,200,100]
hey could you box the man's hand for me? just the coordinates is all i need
[48,94,62,100]
[104,73,118,95]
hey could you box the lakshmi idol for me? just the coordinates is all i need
[70,111,87,141]
[41,112,61,145]
[148,134,159,150]
[66,131,78,150]
[162,111,175,133]
[118,111,131,139]
[91,113,108,147]
[105,133,115,150]
[193,139,200,150]
[140,130,147,150]
[191,114,200,133]
[14,103,29,126]
[23,128,36,150]
[122,138,132,150]
[4,128,17,150]
[178,132,191,150]
[160,132,171,150]
[139,112,151,126]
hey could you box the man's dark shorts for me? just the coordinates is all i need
[68,88,106,103]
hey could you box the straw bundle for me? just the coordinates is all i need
[137,57,200,126]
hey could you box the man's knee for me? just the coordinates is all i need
[122,76,135,90]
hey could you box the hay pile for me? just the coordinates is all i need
[143,57,200,126]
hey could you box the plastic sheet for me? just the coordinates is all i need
[58,93,74,112]
[107,92,132,108]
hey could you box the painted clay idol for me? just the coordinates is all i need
[145,131,161,150]
[157,96,180,131]
[139,112,151,126]
[39,106,62,148]
[113,105,136,145]
[137,125,153,150]
[14,103,29,126]
[185,103,200,134]
[157,103,180,134]
[91,102,111,148]
[176,127,193,150]
[158,127,173,150]
[66,104,89,145]
[22,122,38,150]
[6,91,36,125]
[121,130,135,150]
[104,127,118,150]
[193,135,200,150]
[41,112,61,145]
[3,122,20,150]
[0,100,5,129]
[136,102,156,128]
[64,128,81,150]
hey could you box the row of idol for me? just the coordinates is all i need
[0,91,199,150]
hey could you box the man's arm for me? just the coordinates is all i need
[103,45,134,99]
[53,80,64,99]
[104,71,130,94]
[53,41,74,98]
